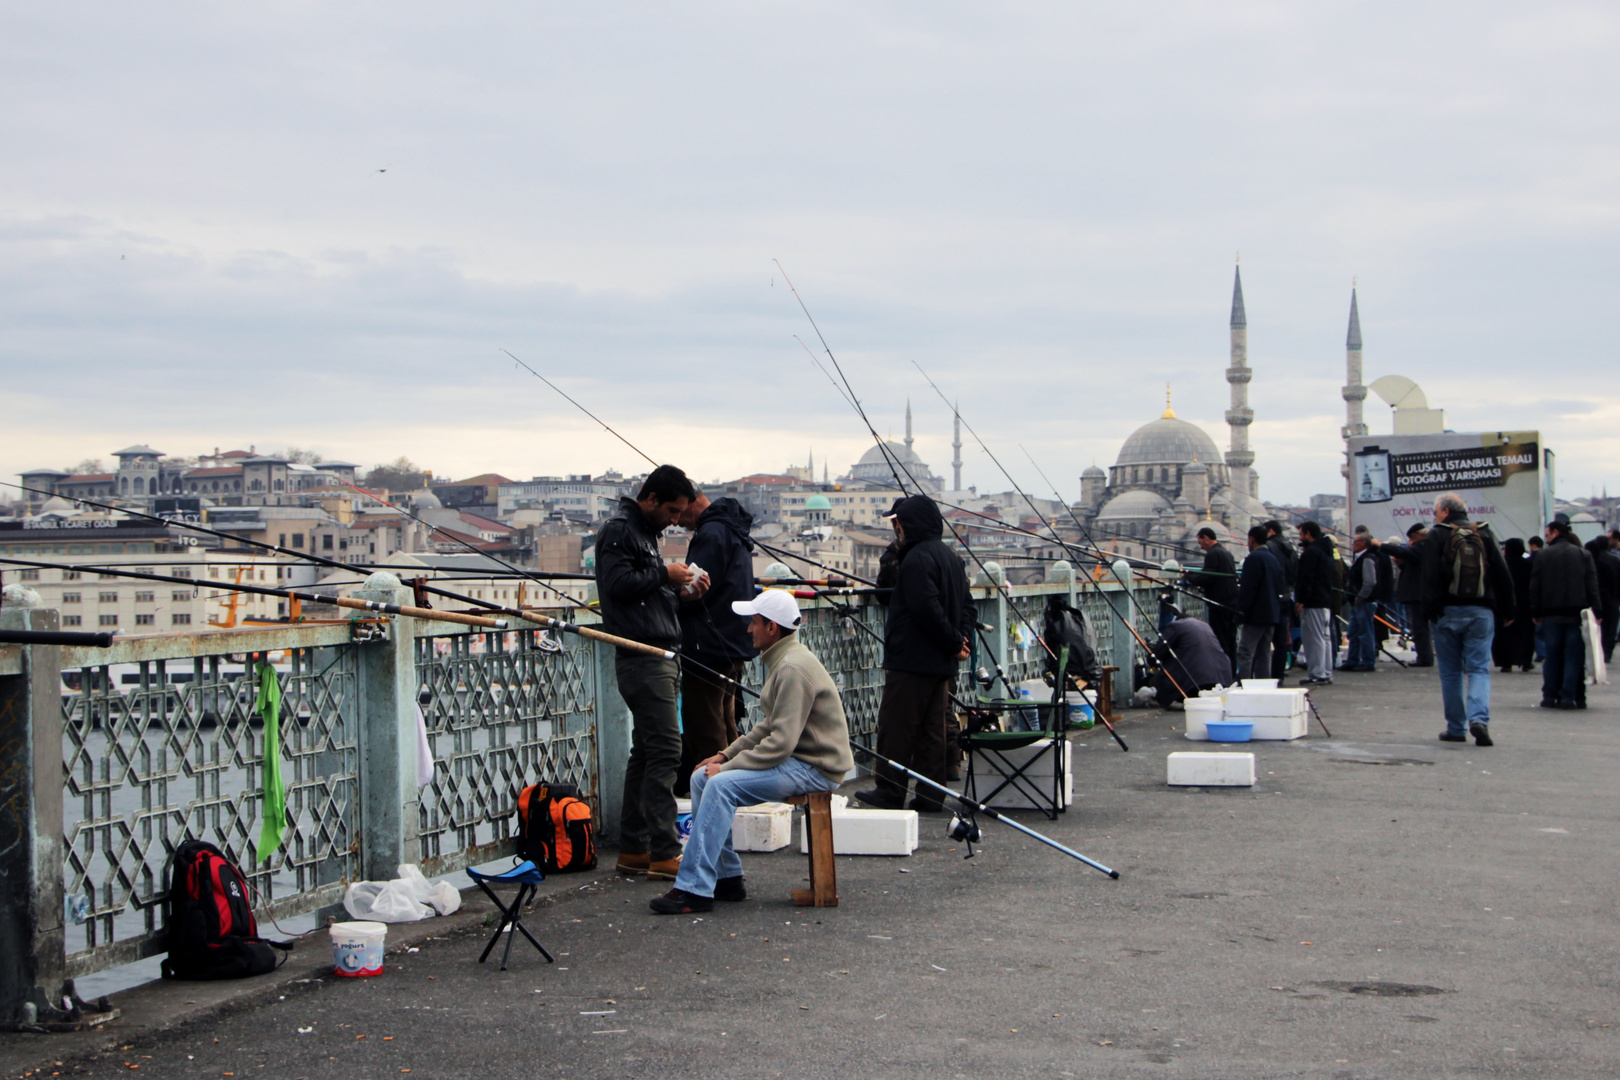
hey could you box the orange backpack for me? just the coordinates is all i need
[516,783,598,873]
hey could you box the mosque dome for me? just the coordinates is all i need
[1081,464,1106,479]
[40,496,75,514]
[856,441,926,467]
[1114,417,1222,468]
[1095,489,1171,522]
[805,494,832,511]
[412,490,443,510]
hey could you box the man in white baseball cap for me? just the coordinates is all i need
[650,589,854,914]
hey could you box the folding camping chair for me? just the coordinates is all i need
[465,860,555,971]
[956,699,1070,820]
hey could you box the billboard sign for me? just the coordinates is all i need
[1347,431,1550,543]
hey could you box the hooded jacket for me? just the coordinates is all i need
[594,496,680,649]
[1265,533,1300,588]
[1584,536,1620,614]
[1294,535,1338,609]
[883,495,975,677]
[1529,532,1599,619]
[679,496,760,662]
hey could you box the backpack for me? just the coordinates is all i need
[1444,522,1489,601]
[516,783,598,873]
[1043,596,1100,687]
[161,840,288,981]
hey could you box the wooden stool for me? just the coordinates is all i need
[1098,666,1120,724]
[784,791,838,907]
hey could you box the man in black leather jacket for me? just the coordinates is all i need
[595,465,703,880]
[856,494,975,812]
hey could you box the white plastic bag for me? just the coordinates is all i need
[395,863,461,916]
[342,863,461,922]
[343,880,430,923]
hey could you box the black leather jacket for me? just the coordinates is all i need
[595,497,680,649]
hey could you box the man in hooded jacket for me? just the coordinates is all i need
[856,494,976,812]
[675,492,760,795]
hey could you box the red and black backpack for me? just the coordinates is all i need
[161,839,289,980]
[516,783,598,873]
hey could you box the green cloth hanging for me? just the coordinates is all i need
[254,661,287,865]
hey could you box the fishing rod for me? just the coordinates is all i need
[777,274,1128,747]
[910,363,1193,703]
[0,628,116,647]
[0,556,511,630]
[502,349,659,470]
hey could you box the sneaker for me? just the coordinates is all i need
[615,852,649,875]
[908,799,947,814]
[1538,699,1559,709]
[649,888,713,915]
[1438,732,1467,742]
[1557,700,1578,711]
[713,875,747,902]
[854,788,904,810]
[648,854,682,880]
[1469,722,1493,747]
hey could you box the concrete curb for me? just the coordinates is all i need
[0,868,618,1079]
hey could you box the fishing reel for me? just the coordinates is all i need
[947,811,982,858]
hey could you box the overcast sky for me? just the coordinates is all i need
[3,4,1616,505]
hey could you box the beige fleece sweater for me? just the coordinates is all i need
[719,635,854,783]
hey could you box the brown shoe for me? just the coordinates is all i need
[615,852,650,875]
[648,854,682,881]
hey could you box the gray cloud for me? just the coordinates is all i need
[2,4,1616,500]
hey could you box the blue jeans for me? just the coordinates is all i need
[673,757,838,898]
[1433,605,1495,733]
[1541,619,1585,705]
[1346,603,1378,667]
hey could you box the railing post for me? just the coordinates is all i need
[592,637,630,845]
[0,586,67,1025]
[354,573,420,879]
[1108,563,1138,711]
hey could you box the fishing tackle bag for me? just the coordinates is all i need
[516,782,598,873]
[162,839,288,980]
[1043,596,1101,687]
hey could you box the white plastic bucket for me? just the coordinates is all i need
[1183,697,1224,741]
[330,920,387,977]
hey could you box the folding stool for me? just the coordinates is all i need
[466,860,555,971]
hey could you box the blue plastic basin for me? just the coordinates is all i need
[1205,719,1254,743]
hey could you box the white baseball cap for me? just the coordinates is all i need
[731,588,802,630]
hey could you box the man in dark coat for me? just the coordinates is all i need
[1263,520,1299,679]
[856,495,975,812]
[1186,527,1238,678]
[1235,525,1284,682]
[1294,520,1338,686]
[1340,527,1384,672]
[1152,616,1232,707]
[1376,523,1433,666]
[596,465,702,879]
[675,493,759,795]
[1531,521,1601,709]
[1421,492,1515,746]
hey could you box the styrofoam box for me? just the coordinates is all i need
[1246,711,1307,741]
[798,807,919,856]
[1223,688,1307,718]
[1167,751,1257,787]
[732,802,794,852]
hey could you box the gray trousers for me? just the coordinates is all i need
[1236,623,1275,682]
[1301,607,1333,681]
[614,651,683,861]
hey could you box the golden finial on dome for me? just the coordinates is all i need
[1161,383,1176,420]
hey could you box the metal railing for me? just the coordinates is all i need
[0,568,1167,1019]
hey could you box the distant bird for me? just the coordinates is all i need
[377,168,387,173]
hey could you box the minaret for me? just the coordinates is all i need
[951,400,962,491]
[1342,284,1367,441]
[904,399,914,457]
[1224,260,1254,531]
